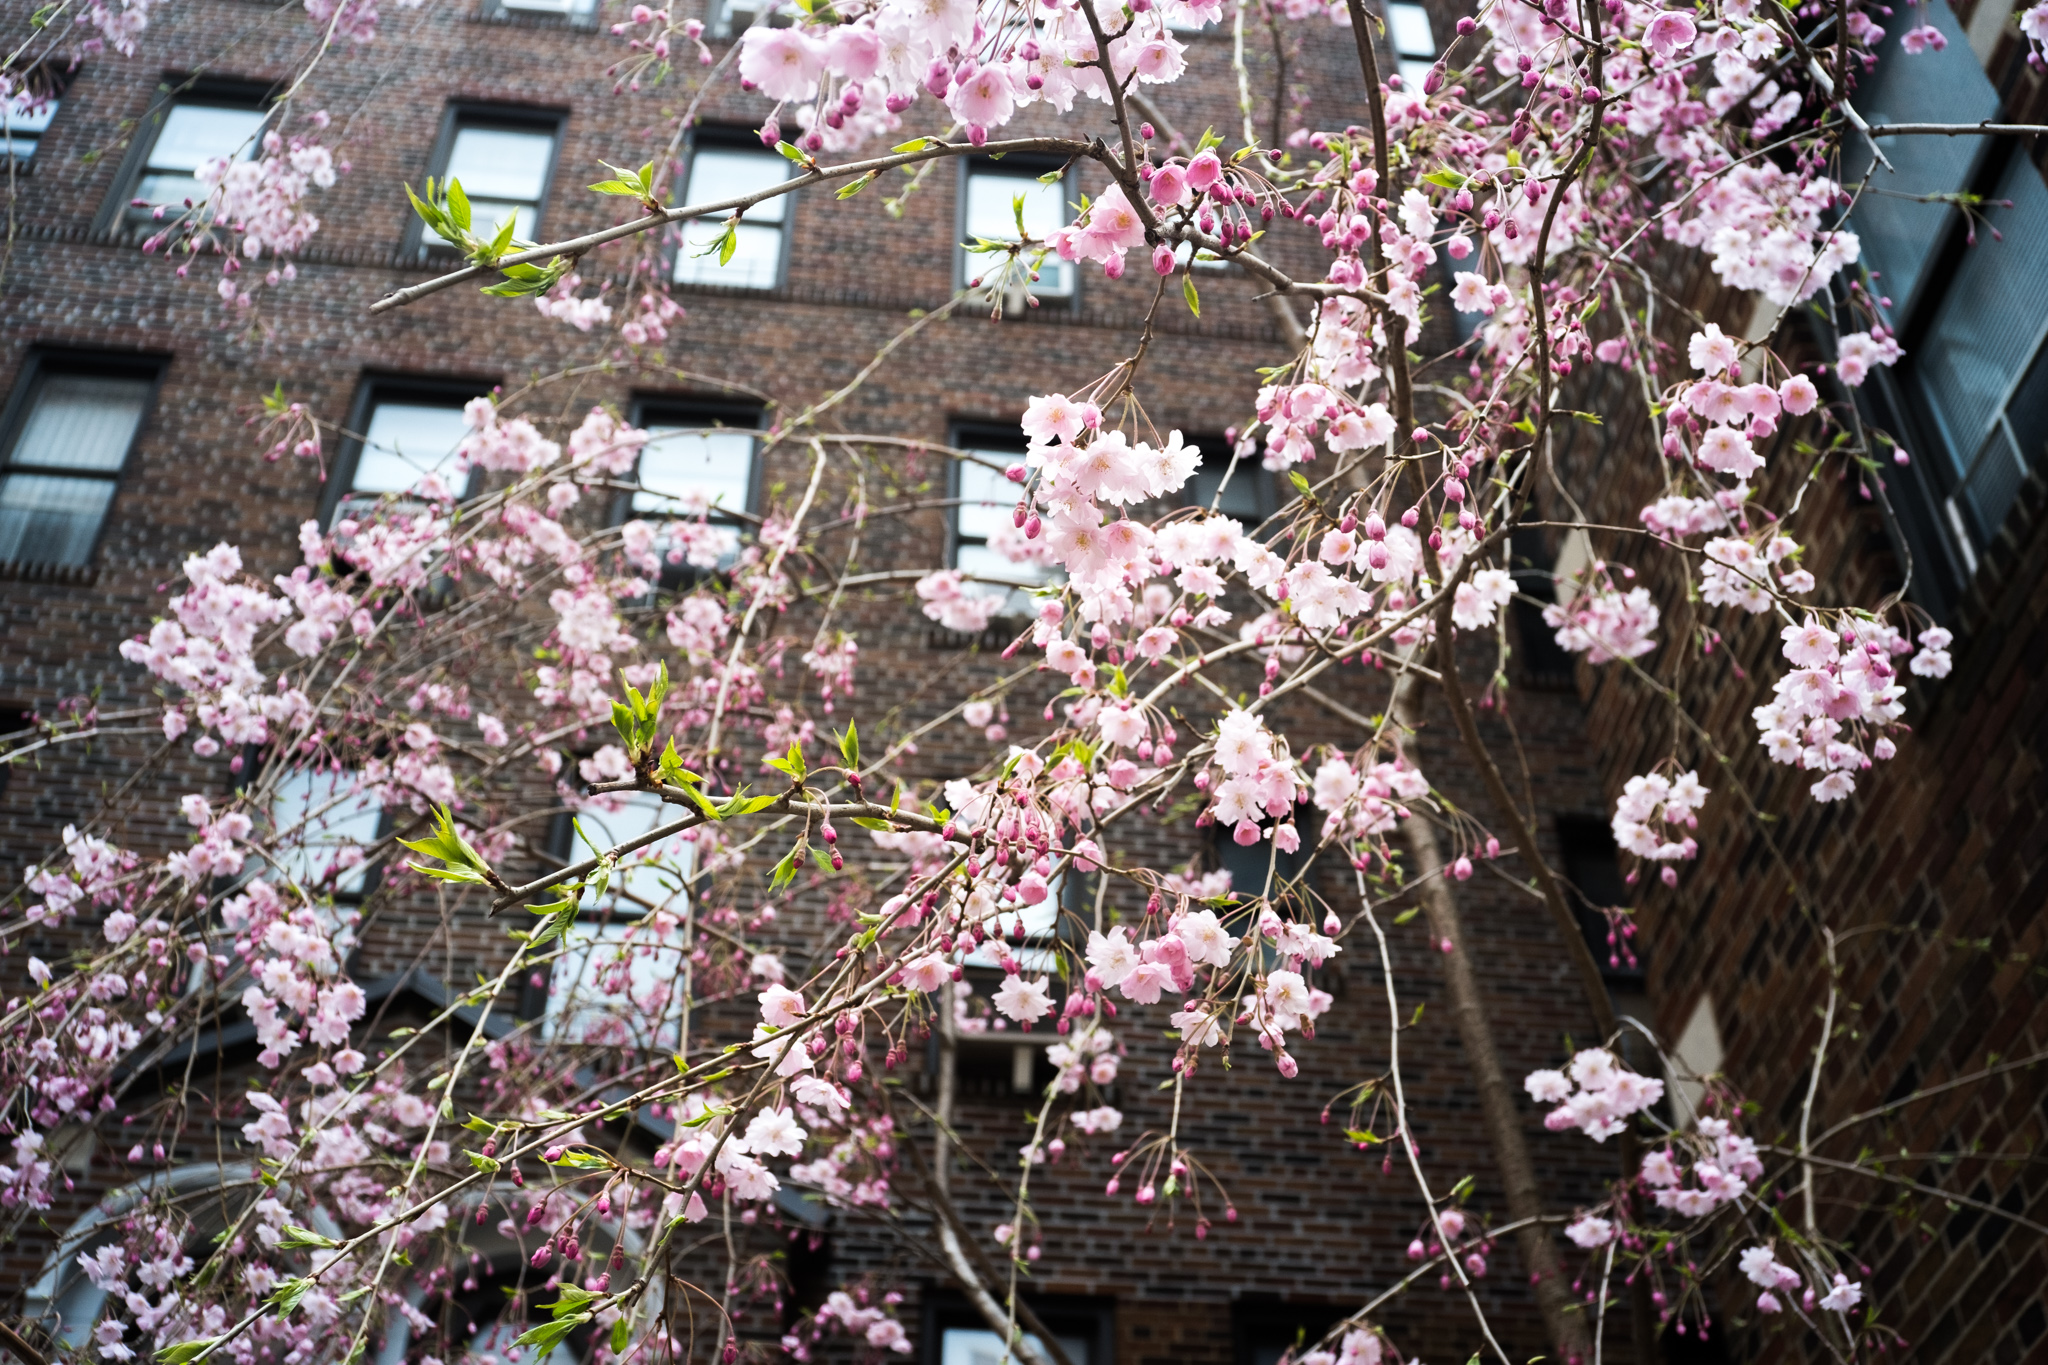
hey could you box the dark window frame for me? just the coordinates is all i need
[956,153,1081,312]
[920,1293,1113,1365]
[478,0,601,29]
[3,64,72,171]
[320,375,496,527]
[93,76,278,240]
[622,394,764,587]
[1182,429,1277,524]
[0,348,170,569]
[406,103,569,259]
[664,125,799,294]
[1555,813,1643,986]
[946,419,1027,572]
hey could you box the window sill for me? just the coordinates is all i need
[0,558,99,586]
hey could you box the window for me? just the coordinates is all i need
[671,135,794,290]
[1212,818,1305,903]
[1556,815,1640,983]
[418,109,563,253]
[1508,528,1581,688]
[712,0,801,37]
[3,75,62,166]
[0,355,162,569]
[1184,430,1274,523]
[1232,1300,1346,1365]
[484,0,598,23]
[1384,1,1437,89]
[114,94,269,235]
[951,424,1060,615]
[543,791,693,1047]
[627,399,759,576]
[961,159,1075,299]
[1845,8,2038,603]
[327,381,484,525]
[267,768,384,904]
[925,1298,1110,1365]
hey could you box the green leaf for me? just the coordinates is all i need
[891,137,931,153]
[837,173,875,199]
[769,848,799,893]
[550,1287,599,1318]
[267,1277,314,1315]
[611,1319,632,1355]
[1182,272,1200,317]
[446,178,473,231]
[513,1316,590,1355]
[156,1339,221,1365]
[399,806,492,885]
[850,817,895,831]
[466,1151,502,1173]
[489,213,516,258]
[776,141,806,163]
[276,1225,342,1250]
[589,179,640,196]
[838,719,859,771]
[1287,470,1313,496]
[1421,169,1469,190]
[717,222,738,266]
[1392,905,1422,925]
[547,1149,610,1169]
[765,739,807,781]
[714,791,778,819]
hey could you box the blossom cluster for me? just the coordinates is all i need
[1524,1048,1665,1142]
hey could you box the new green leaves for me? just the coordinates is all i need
[275,1225,343,1251]
[609,661,670,763]
[588,159,656,203]
[399,807,495,886]
[406,175,571,298]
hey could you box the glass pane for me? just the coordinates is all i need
[684,146,790,221]
[1911,150,2048,479]
[444,126,554,205]
[351,400,473,494]
[634,424,755,515]
[500,0,594,13]
[268,769,382,897]
[145,103,266,174]
[463,196,536,241]
[1188,439,1266,521]
[0,473,114,566]
[575,791,694,913]
[2001,333,2048,472]
[12,374,151,471]
[957,454,1020,541]
[940,1329,1089,1365]
[673,219,784,288]
[1959,423,2024,540]
[966,170,1066,241]
[4,91,57,136]
[1844,4,1997,319]
[2,132,38,162]
[1387,1,1434,55]
[957,541,1056,591]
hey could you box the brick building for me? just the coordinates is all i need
[1,0,2041,1361]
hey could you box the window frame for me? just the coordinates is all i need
[479,0,601,28]
[920,1295,1113,1365]
[321,375,496,528]
[622,394,764,584]
[535,794,695,1045]
[0,349,168,571]
[946,420,1063,617]
[956,154,1080,310]
[2,65,69,170]
[1181,429,1276,524]
[665,126,798,294]
[94,78,276,240]
[407,103,568,259]
[1383,0,1438,88]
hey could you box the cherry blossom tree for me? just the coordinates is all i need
[5,0,2047,1363]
